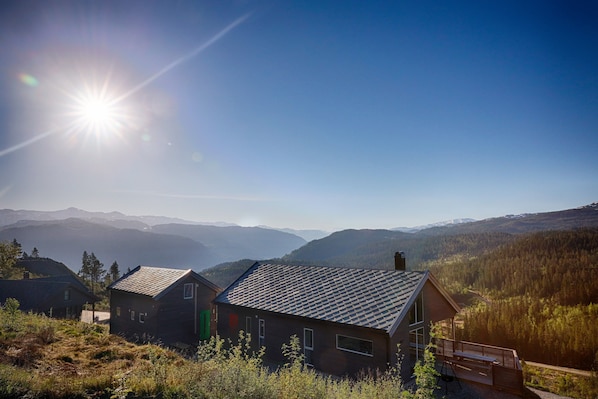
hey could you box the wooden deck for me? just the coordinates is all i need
[435,338,524,396]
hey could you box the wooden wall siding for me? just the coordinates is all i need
[44,288,90,319]
[217,304,390,376]
[110,275,218,345]
[422,281,457,323]
[109,290,159,341]
[389,316,415,380]
[156,275,217,345]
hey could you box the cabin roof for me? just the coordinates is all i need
[214,263,430,333]
[109,265,220,299]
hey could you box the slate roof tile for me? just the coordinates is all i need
[215,263,427,332]
[109,266,191,298]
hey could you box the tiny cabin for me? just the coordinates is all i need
[0,273,97,319]
[108,266,220,345]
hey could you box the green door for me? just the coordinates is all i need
[199,309,211,340]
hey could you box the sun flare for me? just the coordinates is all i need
[81,98,112,124]
[70,89,124,139]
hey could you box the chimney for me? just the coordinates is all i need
[23,271,30,280]
[394,252,406,271]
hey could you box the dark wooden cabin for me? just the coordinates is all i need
[108,266,221,346]
[0,274,97,319]
[214,258,460,380]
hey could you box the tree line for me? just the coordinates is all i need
[430,228,598,369]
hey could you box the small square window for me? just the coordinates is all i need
[116,307,121,317]
[64,289,71,301]
[139,313,146,324]
[184,283,194,299]
[131,310,135,321]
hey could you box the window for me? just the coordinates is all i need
[336,334,373,356]
[304,328,314,366]
[409,293,424,325]
[130,310,135,321]
[245,316,252,337]
[259,319,265,346]
[116,306,121,317]
[139,312,146,324]
[184,283,194,299]
[64,289,70,301]
[409,327,425,362]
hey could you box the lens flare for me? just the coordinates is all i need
[18,73,39,87]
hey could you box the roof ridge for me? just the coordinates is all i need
[262,262,422,273]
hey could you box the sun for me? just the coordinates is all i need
[60,67,138,145]
[80,97,112,125]
[70,89,124,140]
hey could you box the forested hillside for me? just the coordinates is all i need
[428,229,598,369]
[208,227,598,371]
[284,229,515,270]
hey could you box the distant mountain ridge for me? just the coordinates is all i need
[392,218,477,233]
[0,208,327,240]
[0,214,307,273]
[2,203,596,276]
[283,203,598,268]
[414,202,598,236]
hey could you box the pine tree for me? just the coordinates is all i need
[88,252,106,294]
[109,261,120,282]
[0,240,22,279]
[79,250,91,286]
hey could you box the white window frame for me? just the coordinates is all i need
[245,316,252,337]
[139,312,146,324]
[409,293,424,326]
[258,319,265,346]
[410,327,425,362]
[304,328,314,366]
[336,334,374,357]
[184,283,194,299]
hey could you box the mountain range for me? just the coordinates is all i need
[1,203,596,275]
[0,209,308,272]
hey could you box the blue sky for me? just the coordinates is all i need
[0,0,596,231]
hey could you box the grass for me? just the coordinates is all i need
[4,302,597,399]
[523,361,598,399]
[1,304,441,399]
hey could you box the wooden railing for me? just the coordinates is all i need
[434,338,524,395]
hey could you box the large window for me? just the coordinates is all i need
[304,328,314,366]
[409,293,424,325]
[336,334,373,356]
[409,327,425,362]
[184,283,194,299]
[245,316,252,337]
[259,319,265,346]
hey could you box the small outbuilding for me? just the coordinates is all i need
[108,266,221,345]
[214,255,460,379]
[0,273,97,319]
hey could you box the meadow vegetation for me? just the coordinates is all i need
[0,302,439,399]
